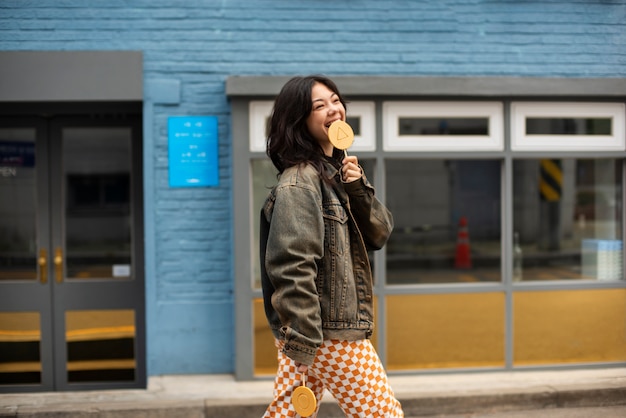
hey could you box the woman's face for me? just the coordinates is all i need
[306,82,345,156]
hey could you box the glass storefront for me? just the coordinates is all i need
[236,97,626,377]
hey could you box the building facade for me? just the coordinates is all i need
[0,0,625,392]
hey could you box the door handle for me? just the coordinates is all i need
[54,247,63,284]
[38,249,48,284]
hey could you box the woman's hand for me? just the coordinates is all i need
[295,362,308,374]
[341,155,362,183]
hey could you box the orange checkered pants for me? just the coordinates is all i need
[263,339,403,417]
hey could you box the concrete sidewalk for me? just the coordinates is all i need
[1,367,625,417]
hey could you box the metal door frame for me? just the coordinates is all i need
[0,106,145,392]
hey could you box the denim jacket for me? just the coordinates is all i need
[259,158,393,366]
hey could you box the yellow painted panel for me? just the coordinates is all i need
[0,312,40,342]
[0,312,42,376]
[514,289,626,365]
[0,361,40,373]
[253,297,380,376]
[66,359,136,371]
[65,310,136,383]
[253,298,277,376]
[66,310,135,341]
[387,293,505,370]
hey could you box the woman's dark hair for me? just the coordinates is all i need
[267,75,347,174]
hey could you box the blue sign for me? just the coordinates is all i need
[168,116,219,187]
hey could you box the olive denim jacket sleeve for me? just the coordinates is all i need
[261,165,325,365]
[342,172,392,252]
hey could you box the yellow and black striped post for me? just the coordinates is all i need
[539,159,562,202]
[539,159,562,251]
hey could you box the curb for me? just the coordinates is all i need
[4,385,624,417]
[400,386,626,417]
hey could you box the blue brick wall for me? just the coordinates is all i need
[1,0,625,376]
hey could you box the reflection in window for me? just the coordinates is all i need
[513,159,623,281]
[345,116,361,136]
[67,174,129,209]
[63,128,132,280]
[526,118,612,135]
[386,160,501,284]
[252,159,278,289]
[0,130,37,281]
[399,118,489,136]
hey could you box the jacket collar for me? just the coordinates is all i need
[322,149,343,181]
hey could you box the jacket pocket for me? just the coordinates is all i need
[320,200,351,321]
[322,200,348,256]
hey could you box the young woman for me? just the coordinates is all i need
[260,75,403,417]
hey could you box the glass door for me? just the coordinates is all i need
[0,114,145,392]
[0,118,54,391]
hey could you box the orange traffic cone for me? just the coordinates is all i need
[454,216,472,269]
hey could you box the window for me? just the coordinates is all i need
[249,101,273,153]
[513,158,623,281]
[383,102,503,151]
[251,158,278,289]
[249,100,376,153]
[386,159,502,284]
[511,102,625,151]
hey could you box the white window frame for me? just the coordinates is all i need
[345,101,376,152]
[511,102,626,151]
[382,101,504,151]
[249,100,376,153]
[249,100,273,153]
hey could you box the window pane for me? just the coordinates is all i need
[346,116,361,136]
[386,160,501,284]
[511,102,624,151]
[360,159,375,184]
[513,159,623,281]
[384,102,503,152]
[526,118,611,135]
[63,128,132,280]
[387,293,505,370]
[252,159,278,289]
[399,118,489,136]
[514,289,626,365]
[0,130,37,281]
